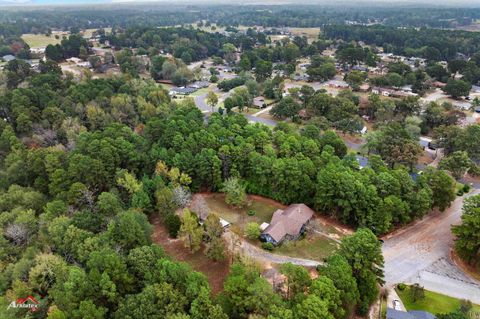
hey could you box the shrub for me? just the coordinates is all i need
[463,184,471,193]
[262,242,274,251]
[244,222,261,240]
[397,283,406,291]
[457,189,464,196]
[165,213,181,238]
[247,210,256,216]
[469,163,480,176]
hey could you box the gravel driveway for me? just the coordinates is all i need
[382,190,480,304]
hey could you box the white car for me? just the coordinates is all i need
[393,299,401,310]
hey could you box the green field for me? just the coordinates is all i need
[396,286,480,315]
[274,233,340,261]
[21,33,61,47]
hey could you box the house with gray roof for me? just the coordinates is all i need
[387,308,435,319]
[2,55,15,62]
[260,204,314,245]
[169,87,196,96]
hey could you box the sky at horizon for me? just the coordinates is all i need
[1,0,480,6]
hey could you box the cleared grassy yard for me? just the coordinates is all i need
[396,286,480,315]
[21,33,61,47]
[203,193,284,228]
[274,232,340,261]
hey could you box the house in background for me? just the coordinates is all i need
[260,204,314,245]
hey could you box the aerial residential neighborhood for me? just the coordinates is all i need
[0,1,480,319]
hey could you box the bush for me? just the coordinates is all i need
[218,77,247,92]
[469,163,480,176]
[164,213,181,238]
[463,184,471,193]
[247,210,256,216]
[262,242,274,251]
[245,222,261,240]
[397,283,406,291]
[457,189,464,196]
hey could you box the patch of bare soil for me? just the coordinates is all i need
[451,250,480,282]
[150,215,231,294]
[341,133,364,145]
[418,151,435,165]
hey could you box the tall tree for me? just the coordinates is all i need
[339,228,384,315]
[179,209,203,253]
[452,195,480,266]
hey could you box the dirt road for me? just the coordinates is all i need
[382,190,480,304]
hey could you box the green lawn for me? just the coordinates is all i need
[190,87,212,97]
[396,286,480,315]
[203,193,284,228]
[274,233,340,261]
[21,33,61,47]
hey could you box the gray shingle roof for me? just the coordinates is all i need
[387,308,436,319]
[262,204,314,243]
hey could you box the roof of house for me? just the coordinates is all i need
[170,87,196,95]
[188,81,210,89]
[409,311,436,319]
[387,309,414,319]
[387,308,435,319]
[356,155,369,169]
[262,204,314,243]
[2,55,15,62]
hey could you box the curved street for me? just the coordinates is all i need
[382,189,480,304]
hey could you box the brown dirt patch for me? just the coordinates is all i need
[341,133,364,145]
[451,250,480,282]
[418,151,435,165]
[150,215,231,294]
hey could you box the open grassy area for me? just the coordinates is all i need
[21,33,61,47]
[396,286,480,315]
[288,27,321,42]
[81,27,112,38]
[203,193,284,228]
[190,87,212,97]
[274,231,340,261]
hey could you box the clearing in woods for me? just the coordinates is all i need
[21,33,61,47]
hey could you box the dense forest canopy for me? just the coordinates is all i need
[323,25,480,61]
[1,4,480,38]
[0,59,393,318]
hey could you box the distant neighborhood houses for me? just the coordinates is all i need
[169,81,210,97]
[371,86,418,98]
[260,204,314,246]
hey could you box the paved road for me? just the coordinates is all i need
[382,190,480,304]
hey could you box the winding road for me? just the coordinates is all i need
[382,190,480,304]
